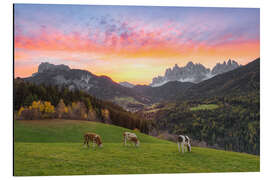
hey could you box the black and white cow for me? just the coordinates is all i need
[177,135,191,153]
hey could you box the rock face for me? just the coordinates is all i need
[25,62,152,109]
[37,62,70,73]
[150,59,240,87]
[178,58,259,100]
[211,59,240,75]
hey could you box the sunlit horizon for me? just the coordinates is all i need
[14,4,260,85]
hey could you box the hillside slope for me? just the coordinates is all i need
[133,81,194,102]
[14,79,151,133]
[14,120,259,176]
[179,58,259,100]
[14,120,165,144]
[23,63,151,104]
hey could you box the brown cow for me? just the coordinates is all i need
[83,132,103,148]
[123,132,140,147]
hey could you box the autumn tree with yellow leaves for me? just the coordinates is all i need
[56,99,68,118]
[18,100,55,119]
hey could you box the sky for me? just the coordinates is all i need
[14,4,260,85]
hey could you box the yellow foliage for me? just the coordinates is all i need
[39,103,45,112]
[44,101,55,113]
[101,109,110,120]
[72,102,77,109]
[18,100,56,119]
[31,101,41,109]
[29,100,55,113]
[18,107,25,117]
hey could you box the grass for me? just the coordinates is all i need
[114,96,143,104]
[14,120,165,143]
[113,96,144,106]
[14,119,259,176]
[190,104,219,111]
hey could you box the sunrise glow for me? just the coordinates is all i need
[14,4,260,84]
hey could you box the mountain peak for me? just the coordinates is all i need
[119,81,135,88]
[186,61,194,67]
[38,62,70,74]
[211,59,240,75]
[150,59,240,87]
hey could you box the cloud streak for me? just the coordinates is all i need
[14,4,260,84]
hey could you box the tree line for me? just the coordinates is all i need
[14,78,150,133]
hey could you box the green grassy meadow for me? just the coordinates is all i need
[113,96,144,106]
[190,104,219,111]
[14,120,260,176]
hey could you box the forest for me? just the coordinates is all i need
[14,78,151,134]
[154,92,260,155]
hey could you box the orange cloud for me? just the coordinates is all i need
[14,22,260,84]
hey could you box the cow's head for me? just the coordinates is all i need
[95,135,103,147]
[135,139,140,147]
[187,143,191,152]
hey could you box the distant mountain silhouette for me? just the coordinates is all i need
[21,58,258,111]
[119,81,135,88]
[150,59,240,87]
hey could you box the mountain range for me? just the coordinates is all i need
[22,58,258,111]
[150,59,240,87]
[178,58,259,100]
[25,62,151,105]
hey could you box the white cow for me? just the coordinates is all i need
[177,135,191,153]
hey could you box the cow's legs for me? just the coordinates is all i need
[177,142,180,152]
[181,143,184,153]
[87,139,89,148]
[84,137,89,148]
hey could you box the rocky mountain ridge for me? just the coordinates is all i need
[25,62,151,106]
[150,59,240,87]
[119,81,135,88]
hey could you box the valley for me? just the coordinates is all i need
[15,58,260,155]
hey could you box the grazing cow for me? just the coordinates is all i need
[177,135,191,153]
[123,132,140,147]
[83,132,103,148]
